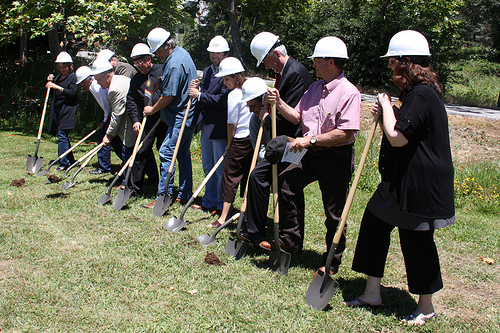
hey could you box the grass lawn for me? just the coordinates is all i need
[1,106,499,332]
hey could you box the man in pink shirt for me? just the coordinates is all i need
[265,36,361,274]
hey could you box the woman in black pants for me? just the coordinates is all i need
[345,30,455,326]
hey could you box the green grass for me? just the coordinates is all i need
[444,59,500,108]
[1,125,499,332]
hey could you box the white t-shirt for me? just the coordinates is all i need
[227,88,251,139]
[89,79,111,122]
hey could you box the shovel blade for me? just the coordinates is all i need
[198,233,217,246]
[153,194,171,217]
[113,188,132,211]
[164,216,187,232]
[225,238,249,260]
[27,155,42,173]
[305,270,339,310]
[36,170,48,177]
[269,250,291,276]
[97,193,112,205]
[60,182,74,190]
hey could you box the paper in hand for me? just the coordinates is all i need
[281,142,307,165]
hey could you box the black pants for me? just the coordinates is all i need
[221,137,253,203]
[352,209,443,295]
[279,145,354,267]
[130,114,168,191]
[245,158,304,246]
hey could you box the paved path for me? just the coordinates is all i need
[361,93,500,121]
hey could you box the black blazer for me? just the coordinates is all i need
[270,57,313,138]
[197,65,230,140]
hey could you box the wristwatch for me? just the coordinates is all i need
[310,136,317,146]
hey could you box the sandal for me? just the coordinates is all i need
[401,312,437,325]
[206,221,222,228]
[344,297,383,309]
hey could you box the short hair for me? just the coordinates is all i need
[324,57,346,70]
[272,44,288,57]
[162,38,177,51]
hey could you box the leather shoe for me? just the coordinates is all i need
[259,240,299,254]
[237,232,263,245]
[141,200,156,209]
[175,197,188,205]
[113,184,125,190]
[313,266,338,277]
[192,204,211,211]
[89,169,110,175]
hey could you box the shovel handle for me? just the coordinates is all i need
[167,97,192,175]
[324,114,380,269]
[70,142,104,181]
[49,127,99,169]
[37,87,51,141]
[192,151,226,198]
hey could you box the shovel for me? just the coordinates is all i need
[113,79,161,211]
[225,122,264,259]
[165,151,226,232]
[96,118,162,205]
[37,126,99,176]
[306,114,380,310]
[27,87,50,173]
[64,142,105,177]
[268,102,291,275]
[198,212,240,246]
[113,117,148,211]
[60,142,105,190]
[154,97,193,217]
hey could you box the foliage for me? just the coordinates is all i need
[0,0,194,54]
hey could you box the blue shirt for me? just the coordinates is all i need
[160,46,198,127]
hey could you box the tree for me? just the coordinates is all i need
[0,0,192,61]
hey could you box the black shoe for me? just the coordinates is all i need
[237,232,263,245]
[89,169,110,175]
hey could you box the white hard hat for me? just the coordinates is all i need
[381,30,431,58]
[92,58,113,75]
[147,27,171,53]
[207,35,230,53]
[97,49,115,61]
[250,32,280,67]
[214,57,244,77]
[309,36,348,59]
[241,77,269,102]
[55,51,73,63]
[131,43,153,57]
[75,66,92,84]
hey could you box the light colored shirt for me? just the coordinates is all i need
[89,80,110,122]
[297,73,361,146]
[227,88,251,139]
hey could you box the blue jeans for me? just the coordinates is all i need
[200,124,226,210]
[58,129,74,168]
[98,119,123,171]
[157,125,194,201]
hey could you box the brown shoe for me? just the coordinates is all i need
[113,184,125,191]
[141,200,156,209]
[259,240,299,254]
[175,197,188,205]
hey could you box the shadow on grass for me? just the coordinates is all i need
[338,277,417,318]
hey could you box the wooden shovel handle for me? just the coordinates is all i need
[167,97,193,174]
[37,87,51,141]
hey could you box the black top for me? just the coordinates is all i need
[267,57,313,138]
[378,84,455,219]
[197,65,230,140]
[49,72,78,135]
[126,63,163,124]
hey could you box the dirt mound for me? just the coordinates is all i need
[204,252,226,266]
[47,174,62,183]
[10,178,25,187]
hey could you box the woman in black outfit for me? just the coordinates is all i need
[46,51,79,170]
[344,30,455,326]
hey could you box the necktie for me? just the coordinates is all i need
[274,74,281,88]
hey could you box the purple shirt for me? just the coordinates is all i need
[297,73,361,146]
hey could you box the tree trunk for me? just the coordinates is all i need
[20,31,28,63]
[47,27,61,63]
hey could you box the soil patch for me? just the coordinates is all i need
[47,174,62,183]
[204,252,225,266]
[10,178,25,187]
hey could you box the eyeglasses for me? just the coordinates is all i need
[133,56,149,66]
